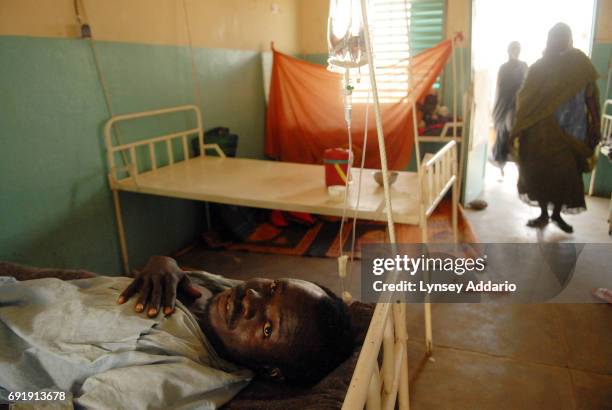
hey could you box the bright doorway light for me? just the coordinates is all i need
[465,0,597,200]
[473,0,596,73]
[470,0,597,144]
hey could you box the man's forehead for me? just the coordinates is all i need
[243,277,326,298]
[281,278,326,298]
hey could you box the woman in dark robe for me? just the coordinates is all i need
[512,23,601,233]
[491,41,528,174]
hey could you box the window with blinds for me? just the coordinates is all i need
[352,0,445,103]
[408,0,446,91]
[408,0,445,55]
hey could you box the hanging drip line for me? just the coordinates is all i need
[75,0,138,183]
[328,0,370,303]
[337,68,354,302]
[337,70,354,249]
[336,67,373,300]
[333,0,401,301]
[347,85,371,280]
[182,0,212,231]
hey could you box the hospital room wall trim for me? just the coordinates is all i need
[0,0,300,53]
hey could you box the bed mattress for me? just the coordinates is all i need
[112,156,422,224]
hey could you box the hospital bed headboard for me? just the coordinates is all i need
[103,105,224,183]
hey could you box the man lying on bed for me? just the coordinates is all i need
[0,256,354,409]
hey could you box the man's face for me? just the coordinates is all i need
[204,278,328,372]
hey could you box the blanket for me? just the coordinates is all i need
[0,276,251,410]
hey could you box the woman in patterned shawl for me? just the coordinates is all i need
[512,23,601,233]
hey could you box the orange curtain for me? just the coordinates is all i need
[265,39,453,170]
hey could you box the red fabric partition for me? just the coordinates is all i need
[265,39,453,170]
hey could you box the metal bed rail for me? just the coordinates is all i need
[104,104,225,187]
[416,121,463,143]
[420,140,458,242]
[588,99,612,195]
[600,99,612,142]
[343,302,409,410]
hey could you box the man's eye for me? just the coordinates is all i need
[263,321,273,338]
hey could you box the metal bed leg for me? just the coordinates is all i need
[420,212,428,243]
[420,211,433,355]
[588,152,598,196]
[112,189,130,275]
[424,297,433,355]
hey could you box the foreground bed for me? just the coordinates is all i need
[105,105,459,409]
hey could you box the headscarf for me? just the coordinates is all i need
[544,22,573,57]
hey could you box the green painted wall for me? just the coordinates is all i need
[584,41,612,197]
[0,36,267,274]
[301,53,328,66]
[441,46,474,203]
[592,42,612,105]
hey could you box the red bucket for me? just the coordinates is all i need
[323,148,350,187]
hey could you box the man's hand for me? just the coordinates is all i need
[117,256,202,317]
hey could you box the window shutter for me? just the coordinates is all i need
[351,0,446,102]
[408,0,446,55]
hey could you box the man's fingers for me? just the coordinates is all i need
[162,275,178,316]
[147,275,162,317]
[135,277,151,313]
[117,277,142,304]
[179,276,203,299]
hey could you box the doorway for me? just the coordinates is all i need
[464,0,598,203]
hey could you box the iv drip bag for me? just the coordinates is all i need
[327,0,369,72]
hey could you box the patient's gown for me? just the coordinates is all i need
[0,276,251,410]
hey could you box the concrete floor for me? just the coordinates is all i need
[177,162,612,409]
[465,162,612,244]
